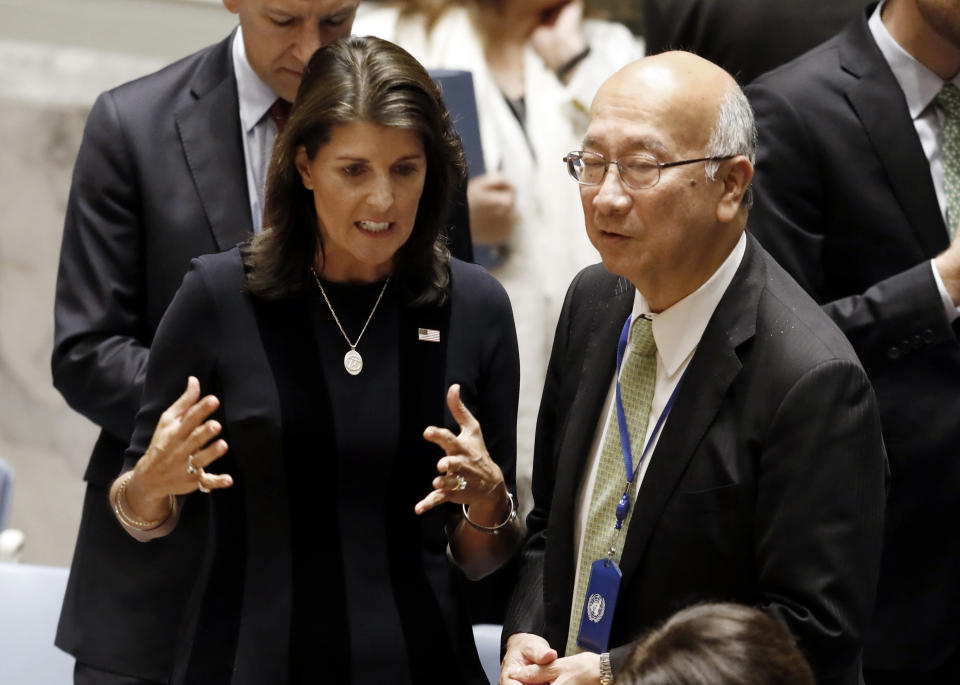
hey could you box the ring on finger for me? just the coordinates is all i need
[451,474,467,492]
[186,454,198,476]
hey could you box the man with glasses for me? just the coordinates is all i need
[499,51,887,685]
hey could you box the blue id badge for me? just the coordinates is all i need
[576,558,622,653]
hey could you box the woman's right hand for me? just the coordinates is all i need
[125,376,232,521]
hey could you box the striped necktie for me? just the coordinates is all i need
[269,98,292,136]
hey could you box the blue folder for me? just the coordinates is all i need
[430,69,486,179]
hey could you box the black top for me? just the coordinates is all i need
[125,249,520,684]
[308,278,406,680]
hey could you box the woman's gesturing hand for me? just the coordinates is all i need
[416,384,507,517]
[125,377,232,520]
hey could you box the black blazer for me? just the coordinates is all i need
[747,5,960,670]
[643,0,864,84]
[124,251,518,684]
[504,236,887,685]
[52,34,250,681]
[52,31,476,680]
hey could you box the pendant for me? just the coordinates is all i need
[344,348,363,376]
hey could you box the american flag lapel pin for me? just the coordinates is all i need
[418,327,440,342]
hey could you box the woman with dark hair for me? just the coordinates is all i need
[355,1,644,523]
[618,603,816,685]
[107,35,520,684]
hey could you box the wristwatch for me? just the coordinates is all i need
[599,652,613,685]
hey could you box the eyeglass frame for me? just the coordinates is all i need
[562,150,736,190]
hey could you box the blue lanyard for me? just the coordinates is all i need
[613,315,684,529]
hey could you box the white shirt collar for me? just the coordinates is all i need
[232,26,280,134]
[868,1,960,120]
[632,232,747,377]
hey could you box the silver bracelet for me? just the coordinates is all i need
[461,492,517,534]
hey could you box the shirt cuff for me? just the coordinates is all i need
[930,259,960,323]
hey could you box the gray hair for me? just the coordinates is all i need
[704,87,757,208]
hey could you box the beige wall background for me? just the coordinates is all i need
[0,0,641,567]
[0,0,236,566]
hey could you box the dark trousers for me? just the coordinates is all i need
[74,662,164,685]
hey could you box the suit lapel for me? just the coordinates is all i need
[840,13,948,257]
[552,277,634,513]
[392,299,464,684]
[616,238,763,586]
[545,273,633,642]
[176,32,253,250]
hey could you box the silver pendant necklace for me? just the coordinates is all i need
[311,268,390,376]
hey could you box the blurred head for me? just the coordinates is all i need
[618,603,815,685]
[246,35,466,304]
[222,0,359,102]
[575,51,755,312]
[395,0,570,32]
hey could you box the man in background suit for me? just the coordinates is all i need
[52,2,361,682]
[500,51,887,685]
[747,1,960,681]
[643,0,864,84]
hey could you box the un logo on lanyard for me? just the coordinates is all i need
[587,593,606,623]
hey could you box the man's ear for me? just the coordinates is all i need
[294,146,314,190]
[222,0,239,14]
[716,156,754,223]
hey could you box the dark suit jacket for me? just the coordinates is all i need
[123,251,517,684]
[52,34,250,681]
[643,0,864,84]
[504,235,887,685]
[746,5,960,670]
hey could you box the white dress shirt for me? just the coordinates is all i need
[232,26,282,235]
[569,233,747,628]
[869,2,960,322]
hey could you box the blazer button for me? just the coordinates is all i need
[922,329,935,343]
[888,346,901,360]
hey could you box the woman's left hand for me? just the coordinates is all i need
[416,384,505,515]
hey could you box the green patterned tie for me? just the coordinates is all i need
[938,83,960,239]
[566,316,657,655]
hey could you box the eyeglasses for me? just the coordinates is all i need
[563,150,735,190]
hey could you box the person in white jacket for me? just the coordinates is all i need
[354,0,643,520]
